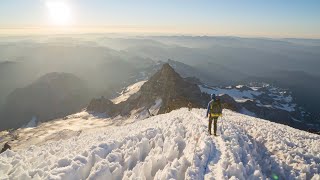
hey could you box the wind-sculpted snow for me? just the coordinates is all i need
[0,109,319,179]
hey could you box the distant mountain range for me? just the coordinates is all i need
[122,59,320,125]
[0,72,90,131]
[0,35,319,132]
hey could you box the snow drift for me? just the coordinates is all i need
[0,109,319,179]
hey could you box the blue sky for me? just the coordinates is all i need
[0,0,319,37]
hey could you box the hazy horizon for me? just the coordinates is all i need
[1,0,320,38]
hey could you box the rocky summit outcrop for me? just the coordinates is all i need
[0,142,11,154]
[118,63,208,115]
[87,63,209,117]
[219,94,241,111]
[87,63,243,118]
[87,96,116,115]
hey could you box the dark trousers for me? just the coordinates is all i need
[208,117,218,135]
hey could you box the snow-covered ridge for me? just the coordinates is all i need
[112,81,146,104]
[199,84,297,112]
[1,109,319,179]
[199,85,262,103]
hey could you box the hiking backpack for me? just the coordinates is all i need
[210,100,222,116]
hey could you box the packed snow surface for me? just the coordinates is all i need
[112,81,146,104]
[1,109,319,179]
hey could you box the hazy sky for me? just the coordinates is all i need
[0,0,319,38]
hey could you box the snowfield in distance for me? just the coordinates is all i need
[199,84,297,112]
[199,85,262,103]
[112,81,147,104]
[0,108,319,179]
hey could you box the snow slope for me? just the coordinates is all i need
[1,109,319,179]
[112,81,146,104]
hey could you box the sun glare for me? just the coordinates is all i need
[46,1,73,26]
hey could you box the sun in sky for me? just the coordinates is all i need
[46,1,73,26]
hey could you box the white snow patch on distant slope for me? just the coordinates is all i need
[23,116,38,128]
[274,103,296,112]
[149,99,162,115]
[130,99,163,120]
[0,109,319,179]
[236,85,244,88]
[112,81,146,104]
[199,85,262,102]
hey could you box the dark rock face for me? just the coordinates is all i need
[87,97,116,115]
[241,100,311,130]
[307,129,320,135]
[0,142,11,154]
[219,94,241,111]
[1,72,90,131]
[242,100,290,123]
